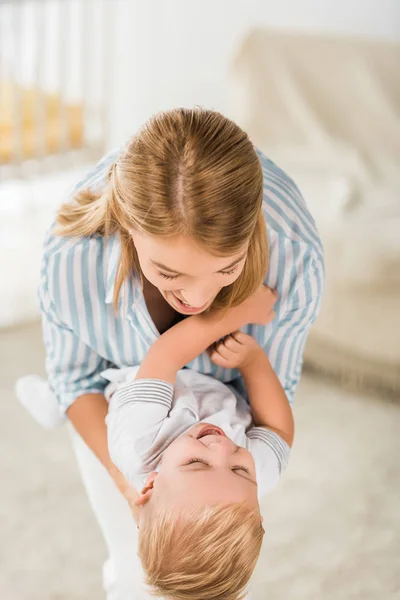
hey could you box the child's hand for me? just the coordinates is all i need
[241,285,277,326]
[208,331,262,369]
[201,285,277,339]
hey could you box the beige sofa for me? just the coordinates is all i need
[229,29,400,395]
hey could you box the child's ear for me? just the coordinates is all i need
[134,471,158,506]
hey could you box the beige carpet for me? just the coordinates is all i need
[1,323,399,600]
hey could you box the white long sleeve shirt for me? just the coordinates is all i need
[105,367,290,500]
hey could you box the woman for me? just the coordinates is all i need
[20,108,324,598]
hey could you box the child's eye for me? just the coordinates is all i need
[220,266,239,276]
[232,465,250,475]
[158,271,179,280]
[184,460,250,476]
[184,458,210,466]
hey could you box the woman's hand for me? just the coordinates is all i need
[208,331,263,369]
[108,463,138,509]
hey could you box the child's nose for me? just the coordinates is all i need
[208,437,237,456]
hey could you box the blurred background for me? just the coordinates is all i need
[1,1,399,599]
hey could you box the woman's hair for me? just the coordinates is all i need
[138,502,265,600]
[55,108,268,311]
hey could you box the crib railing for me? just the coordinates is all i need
[0,0,114,179]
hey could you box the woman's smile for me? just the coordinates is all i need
[169,292,211,314]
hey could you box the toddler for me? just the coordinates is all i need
[106,293,294,600]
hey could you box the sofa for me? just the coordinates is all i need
[229,29,400,395]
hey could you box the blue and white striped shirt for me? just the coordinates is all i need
[39,148,324,411]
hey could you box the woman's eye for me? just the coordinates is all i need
[159,266,240,279]
[158,271,179,280]
[220,266,239,276]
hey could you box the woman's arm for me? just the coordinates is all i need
[67,393,112,469]
[254,254,324,405]
[67,393,140,520]
[39,260,140,510]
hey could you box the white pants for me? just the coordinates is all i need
[70,428,154,600]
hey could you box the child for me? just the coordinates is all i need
[105,292,294,600]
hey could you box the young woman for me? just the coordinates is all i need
[19,108,324,598]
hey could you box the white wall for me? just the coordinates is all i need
[4,0,397,148]
[1,0,109,103]
[108,0,400,147]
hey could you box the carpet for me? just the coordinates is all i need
[1,323,399,600]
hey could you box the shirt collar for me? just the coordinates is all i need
[105,233,141,309]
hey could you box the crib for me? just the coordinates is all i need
[0,0,115,327]
[0,0,114,179]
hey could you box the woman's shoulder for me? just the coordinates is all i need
[42,148,122,263]
[257,148,323,259]
[42,224,107,265]
[40,229,121,317]
[39,228,122,320]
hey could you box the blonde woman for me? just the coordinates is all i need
[18,108,324,599]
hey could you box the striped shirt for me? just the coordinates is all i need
[39,148,324,411]
[104,367,290,500]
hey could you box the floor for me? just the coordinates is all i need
[1,323,399,600]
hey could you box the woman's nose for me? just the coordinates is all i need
[181,286,216,308]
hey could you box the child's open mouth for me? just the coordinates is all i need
[197,424,226,439]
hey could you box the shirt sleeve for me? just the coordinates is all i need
[234,253,324,405]
[246,426,291,497]
[106,379,173,481]
[39,261,110,411]
[270,254,325,403]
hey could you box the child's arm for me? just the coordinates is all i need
[107,376,174,482]
[107,287,277,481]
[136,285,277,384]
[209,331,294,446]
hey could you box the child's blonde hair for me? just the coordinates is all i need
[138,502,264,600]
[54,107,268,312]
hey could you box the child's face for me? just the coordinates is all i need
[152,423,259,510]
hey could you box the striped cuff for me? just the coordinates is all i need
[114,378,174,410]
[247,427,290,474]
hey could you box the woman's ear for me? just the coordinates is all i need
[134,471,158,507]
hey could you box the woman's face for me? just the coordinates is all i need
[131,231,248,315]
